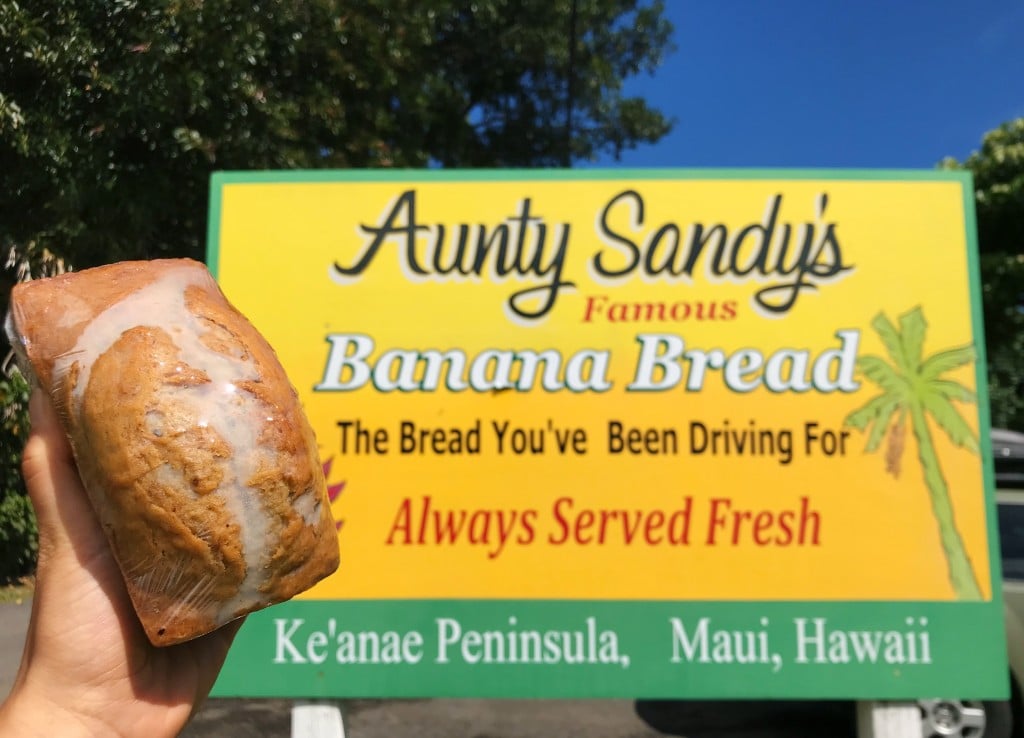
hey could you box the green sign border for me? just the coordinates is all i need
[212,600,1005,699]
[206,168,1006,699]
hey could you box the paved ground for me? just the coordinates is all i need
[180,697,854,738]
[0,599,30,698]
[2,600,855,737]
[182,698,671,738]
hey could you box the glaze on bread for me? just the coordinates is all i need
[6,259,339,645]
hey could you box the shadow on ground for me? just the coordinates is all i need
[635,699,857,738]
[180,698,857,738]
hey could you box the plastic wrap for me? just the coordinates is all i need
[5,258,339,646]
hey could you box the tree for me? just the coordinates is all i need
[0,368,34,584]
[0,245,67,584]
[942,118,1024,257]
[0,2,674,578]
[845,307,982,601]
[0,0,674,270]
[941,118,1024,430]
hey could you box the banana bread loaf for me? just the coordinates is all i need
[6,258,339,645]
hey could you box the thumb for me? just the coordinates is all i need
[22,389,107,562]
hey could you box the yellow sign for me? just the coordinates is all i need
[212,172,992,604]
[210,170,1010,700]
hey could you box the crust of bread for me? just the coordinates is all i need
[8,259,339,645]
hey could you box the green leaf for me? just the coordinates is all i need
[866,403,899,453]
[858,355,908,396]
[926,399,980,455]
[846,395,899,452]
[846,393,895,428]
[871,312,911,373]
[920,345,976,381]
[898,306,927,370]
[927,379,976,405]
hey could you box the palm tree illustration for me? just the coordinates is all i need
[844,306,982,601]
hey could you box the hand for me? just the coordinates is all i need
[0,390,242,737]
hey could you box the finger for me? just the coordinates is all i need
[21,389,106,561]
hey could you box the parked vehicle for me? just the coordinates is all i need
[637,428,1024,738]
[968,427,1024,738]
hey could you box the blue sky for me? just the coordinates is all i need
[600,1,1024,169]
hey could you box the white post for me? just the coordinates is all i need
[856,701,919,738]
[291,701,345,738]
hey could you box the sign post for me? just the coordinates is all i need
[207,169,1005,708]
[857,702,920,738]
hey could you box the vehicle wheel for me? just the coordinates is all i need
[918,699,1013,738]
